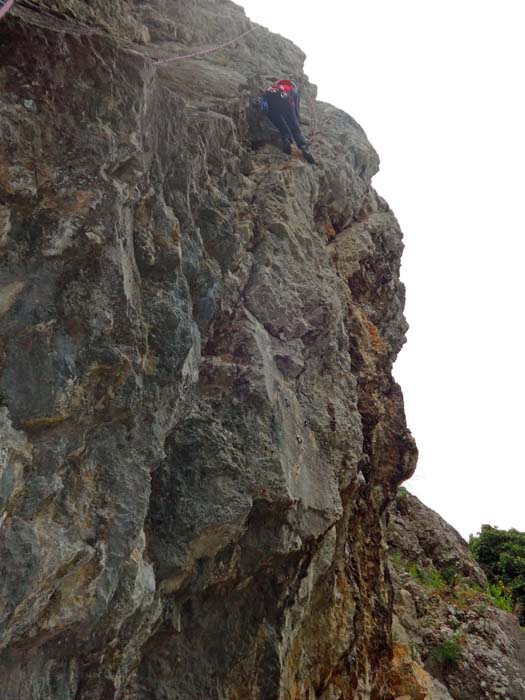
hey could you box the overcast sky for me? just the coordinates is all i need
[236,0,525,539]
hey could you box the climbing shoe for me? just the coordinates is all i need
[300,145,316,164]
[282,140,292,155]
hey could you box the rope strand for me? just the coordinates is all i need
[6,5,319,147]
[153,25,260,66]
[0,0,14,21]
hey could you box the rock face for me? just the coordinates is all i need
[0,2,418,698]
[388,492,525,700]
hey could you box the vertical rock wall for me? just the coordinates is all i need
[0,2,416,698]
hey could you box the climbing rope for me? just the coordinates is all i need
[5,2,319,147]
[153,24,261,66]
[149,23,319,144]
[0,0,14,20]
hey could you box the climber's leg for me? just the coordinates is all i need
[280,99,307,148]
[280,100,316,164]
[267,111,293,151]
[265,93,293,153]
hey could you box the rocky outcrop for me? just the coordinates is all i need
[388,492,525,700]
[0,2,417,698]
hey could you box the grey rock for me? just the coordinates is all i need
[0,2,417,699]
[389,491,525,700]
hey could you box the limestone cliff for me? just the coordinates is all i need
[388,492,525,700]
[0,2,417,698]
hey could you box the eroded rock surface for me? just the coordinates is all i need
[388,492,525,700]
[1,2,416,698]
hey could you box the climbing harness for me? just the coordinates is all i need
[153,24,261,66]
[0,0,14,20]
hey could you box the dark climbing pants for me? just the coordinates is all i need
[264,92,306,149]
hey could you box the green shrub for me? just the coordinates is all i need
[427,567,447,591]
[470,525,525,623]
[489,580,514,612]
[441,566,458,586]
[390,550,404,566]
[407,562,420,579]
[408,563,446,591]
[453,583,483,609]
[432,638,463,665]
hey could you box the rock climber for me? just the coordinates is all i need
[260,79,316,164]
[0,0,14,21]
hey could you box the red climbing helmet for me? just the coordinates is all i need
[273,79,297,95]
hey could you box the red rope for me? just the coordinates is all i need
[0,0,14,21]
[153,25,260,66]
[3,4,318,144]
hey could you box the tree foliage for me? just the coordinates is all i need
[470,525,525,623]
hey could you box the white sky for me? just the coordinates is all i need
[236,0,525,539]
